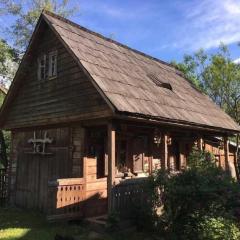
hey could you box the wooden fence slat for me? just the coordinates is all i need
[47,178,85,220]
[111,178,147,217]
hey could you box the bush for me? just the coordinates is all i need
[187,216,240,240]
[106,211,120,232]
[143,148,240,239]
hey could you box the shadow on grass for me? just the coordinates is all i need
[0,207,88,240]
[0,207,153,240]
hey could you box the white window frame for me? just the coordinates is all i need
[37,54,46,80]
[48,51,57,78]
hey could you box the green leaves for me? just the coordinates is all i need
[146,148,240,239]
[0,0,79,50]
[172,44,240,124]
[0,39,19,84]
[195,216,240,240]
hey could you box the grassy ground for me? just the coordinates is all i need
[0,207,153,240]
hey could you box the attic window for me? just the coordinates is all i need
[37,54,46,80]
[147,73,173,91]
[48,51,57,78]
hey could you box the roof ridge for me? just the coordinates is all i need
[42,10,179,72]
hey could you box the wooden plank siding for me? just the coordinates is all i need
[72,127,85,178]
[3,26,111,130]
[11,128,74,210]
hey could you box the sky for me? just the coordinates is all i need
[1,0,240,63]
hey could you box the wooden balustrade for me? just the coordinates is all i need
[47,157,108,220]
[47,178,85,220]
[111,178,147,217]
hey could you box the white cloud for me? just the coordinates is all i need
[233,58,240,63]
[175,0,240,50]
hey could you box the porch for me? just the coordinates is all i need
[46,121,234,220]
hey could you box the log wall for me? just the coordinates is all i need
[72,127,85,178]
[10,127,76,211]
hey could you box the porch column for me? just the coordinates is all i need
[224,136,229,171]
[197,136,203,151]
[107,122,116,213]
[235,134,239,180]
[161,134,168,170]
[179,143,186,170]
[224,136,236,179]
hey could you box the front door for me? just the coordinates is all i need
[132,136,147,173]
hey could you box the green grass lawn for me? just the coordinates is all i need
[0,207,153,240]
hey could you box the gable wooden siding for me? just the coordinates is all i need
[3,25,111,130]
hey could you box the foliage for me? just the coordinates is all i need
[106,211,120,232]
[143,148,240,239]
[0,39,19,85]
[172,44,240,124]
[184,215,240,240]
[130,196,157,231]
[187,146,215,170]
[0,0,79,50]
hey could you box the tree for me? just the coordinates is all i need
[0,0,78,50]
[172,44,240,125]
[0,39,19,87]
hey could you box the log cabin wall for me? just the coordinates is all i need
[8,131,21,205]
[72,127,85,178]
[3,22,111,129]
[204,140,236,170]
[9,127,81,211]
[8,121,237,213]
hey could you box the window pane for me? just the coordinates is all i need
[38,55,46,80]
[49,52,57,77]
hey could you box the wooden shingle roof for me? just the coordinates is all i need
[1,10,236,133]
[42,11,240,133]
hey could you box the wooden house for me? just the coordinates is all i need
[0,11,239,220]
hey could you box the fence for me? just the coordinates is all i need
[0,168,8,206]
[47,157,107,220]
[47,178,85,221]
[111,178,147,217]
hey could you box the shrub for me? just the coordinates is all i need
[143,148,240,239]
[186,216,240,240]
[106,211,120,232]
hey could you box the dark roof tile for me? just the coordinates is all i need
[43,11,240,132]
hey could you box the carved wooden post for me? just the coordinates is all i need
[179,143,186,170]
[224,136,229,171]
[197,136,203,151]
[223,136,236,179]
[107,122,116,213]
[235,134,240,180]
[161,134,168,170]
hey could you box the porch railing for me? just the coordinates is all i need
[111,178,147,216]
[0,168,7,206]
[47,178,85,221]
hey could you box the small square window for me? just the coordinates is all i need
[49,51,57,78]
[37,54,46,80]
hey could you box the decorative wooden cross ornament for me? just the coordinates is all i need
[28,131,53,155]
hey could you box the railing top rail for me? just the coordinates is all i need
[48,178,84,187]
[116,177,147,186]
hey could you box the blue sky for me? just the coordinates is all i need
[1,0,240,62]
